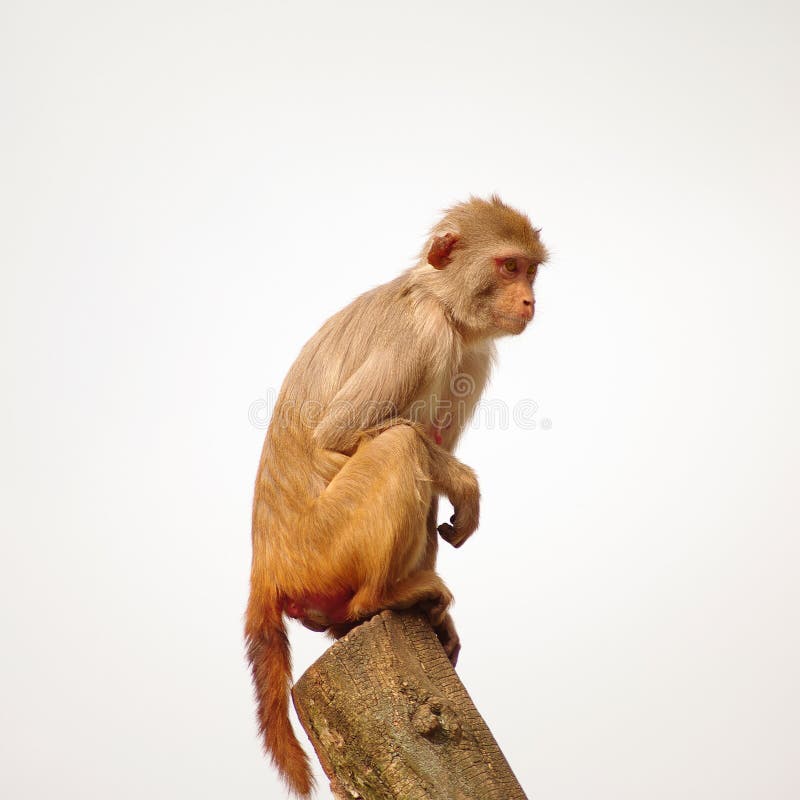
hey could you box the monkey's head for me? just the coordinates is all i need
[421,195,548,338]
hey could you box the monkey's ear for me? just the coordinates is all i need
[427,232,460,269]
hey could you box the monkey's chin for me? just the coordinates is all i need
[493,315,530,336]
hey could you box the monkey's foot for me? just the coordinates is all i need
[434,614,461,667]
[417,590,452,629]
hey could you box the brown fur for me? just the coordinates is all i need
[245,195,547,796]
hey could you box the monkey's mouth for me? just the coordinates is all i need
[495,313,531,333]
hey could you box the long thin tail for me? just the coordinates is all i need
[245,590,314,797]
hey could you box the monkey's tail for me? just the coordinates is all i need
[245,590,314,798]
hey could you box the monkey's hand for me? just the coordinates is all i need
[437,468,480,548]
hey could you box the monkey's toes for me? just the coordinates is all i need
[446,639,461,667]
[434,620,461,667]
[420,594,451,628]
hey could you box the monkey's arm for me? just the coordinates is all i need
[312,347,429,454]
[313,345,479,548]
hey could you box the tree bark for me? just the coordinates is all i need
[292,610,528,800]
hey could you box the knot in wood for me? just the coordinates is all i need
[411,695,461,742]
[412,705,440,736]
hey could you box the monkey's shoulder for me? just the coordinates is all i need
[322,277,456,357]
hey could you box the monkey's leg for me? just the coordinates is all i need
[360,419,480,548]
[348,569,453,627]
[311,425,452,624]
[418,496,460,665]
[326,498,458,660]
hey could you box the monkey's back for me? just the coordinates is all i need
[251,277,444,583]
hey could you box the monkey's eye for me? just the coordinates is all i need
[503,258,517,273]
[527,264,537,277]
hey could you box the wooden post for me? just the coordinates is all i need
[292,610,528,800]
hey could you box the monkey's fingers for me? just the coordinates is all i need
[438,514,470,548]
[437,522,461,547]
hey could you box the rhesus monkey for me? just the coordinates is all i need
[246,195,548,796]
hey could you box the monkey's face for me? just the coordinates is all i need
[427,222,544,338]
[485,253,537,336]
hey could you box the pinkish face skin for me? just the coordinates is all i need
[491,253,538,332]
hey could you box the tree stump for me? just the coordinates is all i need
[292,610,528,800]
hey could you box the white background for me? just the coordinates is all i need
[2,2,798,798]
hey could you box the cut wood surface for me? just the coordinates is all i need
[292,610,528,800]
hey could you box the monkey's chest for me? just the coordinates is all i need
[412,369,468,450]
